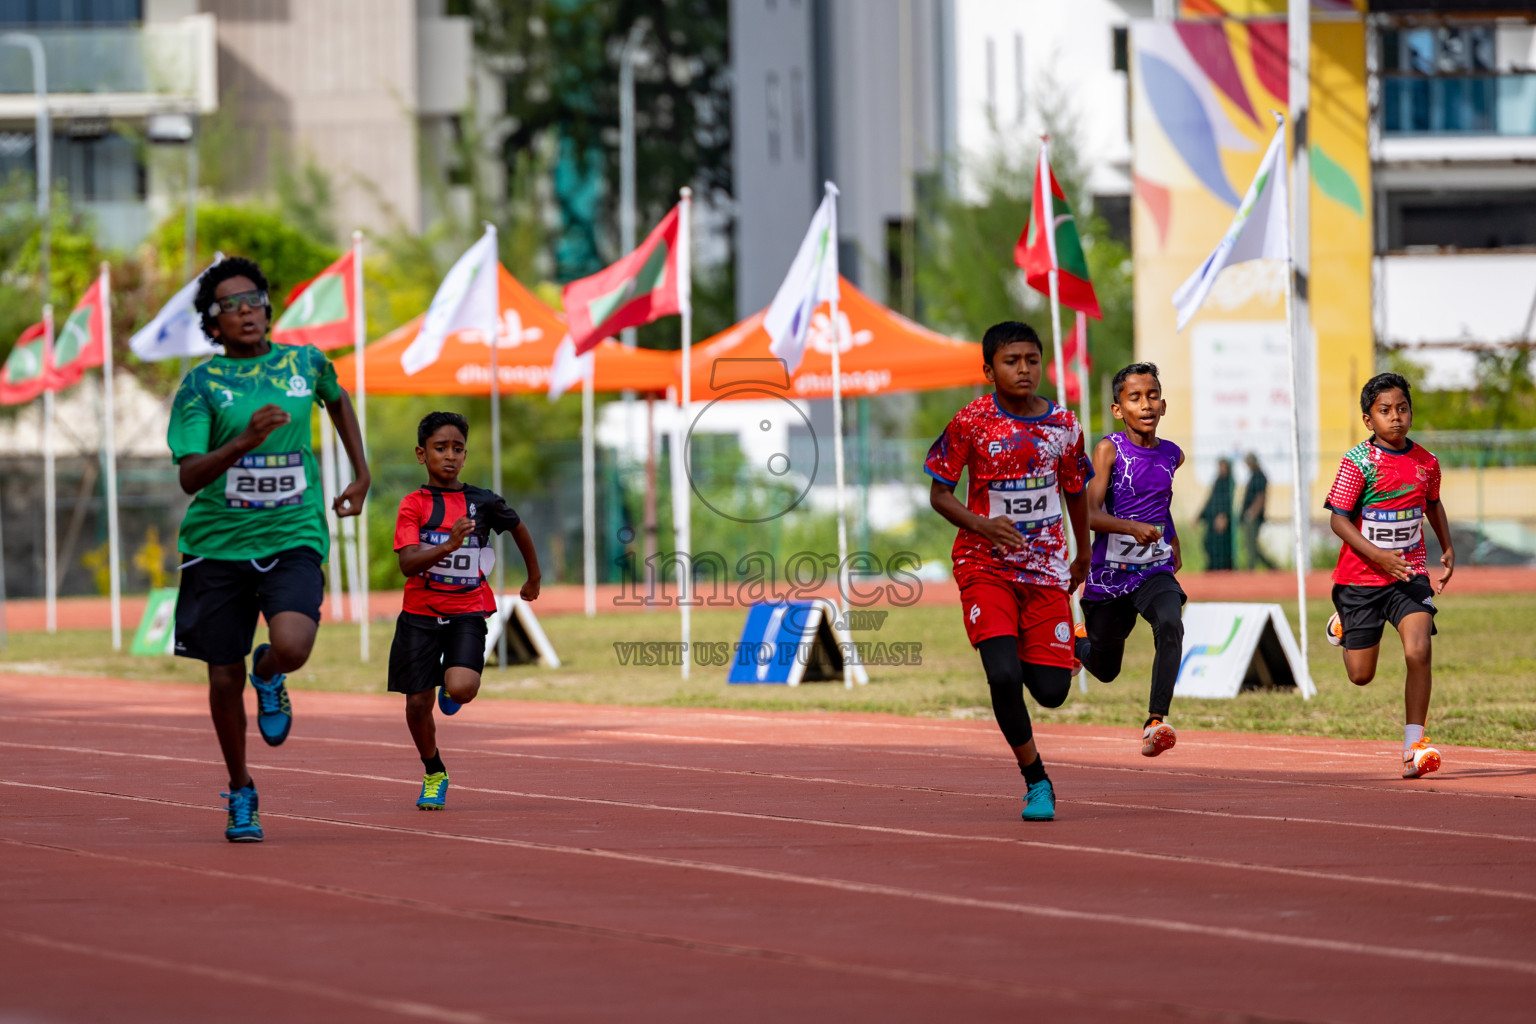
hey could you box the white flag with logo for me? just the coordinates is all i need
[129,253,225,362]
[401,226,501,375]
[1172,124,1289,331]
[764,187,839,374]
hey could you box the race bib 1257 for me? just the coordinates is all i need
[1361,506,1423,551]
[225,452,305,509]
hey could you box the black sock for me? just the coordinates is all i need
[422,751,446,775]
[1020,755,1048,785]
[1144,715,1164,729]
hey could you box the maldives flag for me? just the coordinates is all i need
[563,203,683,356]
[273,249,356,350]
[1,320,54,405]
[1016,144,1102,320]
[51,273,108,389]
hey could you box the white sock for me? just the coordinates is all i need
[1404,724,1424,750]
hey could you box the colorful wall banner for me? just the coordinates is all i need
[1130,12,1371,512]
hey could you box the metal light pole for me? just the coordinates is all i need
[3,33,51,632]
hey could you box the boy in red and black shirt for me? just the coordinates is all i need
[926,321,1092,822]
[1323,373,1453,780]
[390,411,541,809]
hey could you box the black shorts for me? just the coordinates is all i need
[1080,572,1187,647]
[387,612,489,695]
[174,547,325,666]
[1331,575,1438,650]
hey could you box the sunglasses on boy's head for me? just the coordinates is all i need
[206,289,269,316]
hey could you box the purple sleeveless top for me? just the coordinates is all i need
[1084,433,1182,600]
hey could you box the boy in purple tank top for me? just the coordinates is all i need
[1074,363,1187,757]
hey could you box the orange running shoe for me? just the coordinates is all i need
[1141,719,1177,757]
[1324,612,1344,648]
[1072,621,1087,674]
[1403,739,1441,779]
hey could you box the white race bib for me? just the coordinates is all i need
[225,452,306,509]
[988,474,1061,533]
[421,530,495,587]
[1361,506,1423,550]
[1105,534,1173,568]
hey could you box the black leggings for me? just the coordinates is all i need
[977,636,1072,748]
[1079,576,1185,719]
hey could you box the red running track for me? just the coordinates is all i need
[2,673,1534,1022]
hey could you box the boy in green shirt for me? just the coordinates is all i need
[168,256,371,842]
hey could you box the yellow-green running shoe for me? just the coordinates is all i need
[417,771,449,810]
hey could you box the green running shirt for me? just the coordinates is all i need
[168,343,344,561]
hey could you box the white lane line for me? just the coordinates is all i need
[2,839,1317,1024]
[3,712,1536,841]
[6,778,1536,982]
[5,741,1535,908]
[0,927,499,1023]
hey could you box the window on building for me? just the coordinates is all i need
[1386,190,1536,251]
[1379,21,1535,136]
[1112,27,1129,73]
[0,0,141,24]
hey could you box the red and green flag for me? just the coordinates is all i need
[273,249,356,350]
[1,320,54,406]
[562,203,683,356]
[1017,144,1102,320]
[51,273,108,389]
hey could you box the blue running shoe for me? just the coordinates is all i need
[437,685,461,716]
[417,771,449,810]
[222,783,263,842]
[249,643,292,747]
[1022,778,1056,822]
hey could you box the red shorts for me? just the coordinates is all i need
[958,577,1075,669]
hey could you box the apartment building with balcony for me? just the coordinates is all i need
[0,0,475,252]
[1370,2,1536,387]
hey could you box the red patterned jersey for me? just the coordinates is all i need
[394,484,521,616]
[925,395,1091,590]
[1323,438,1441,587]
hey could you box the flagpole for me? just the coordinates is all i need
[582,372,596,617]
[825,182,853,690]
[1278,111,1311,685]
[42,303,56,634]
[677,187,693,680]
[352,229,370,661]
[99,263,122,650]
[487,225,508,669]
[1074,314,1091,445]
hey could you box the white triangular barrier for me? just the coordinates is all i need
[1173,602,1314,699]
[484,594,561,668]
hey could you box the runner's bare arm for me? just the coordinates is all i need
[1065,488,1091,593]
[1170,532,1183,573]
[324,390,371,517]
[177,404,289,494]
[1085,438,1160,543]
[510,521,542,601]
[1329,512,1411,581]
[1425,499,1454,593]
[397,517,474,577]
[928,478,1025,551]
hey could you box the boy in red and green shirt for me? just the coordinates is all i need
[1323,373,1454,780]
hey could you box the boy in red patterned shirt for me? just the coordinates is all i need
[926,321,1092,822]
[1323,373,1454,779]
[391,412,542,809]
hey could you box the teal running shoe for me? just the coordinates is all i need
[249,643,292,746]
[437,685,461,716]
[417,771,449,810]
[222,783,263,842]
[1021,778,1056,822]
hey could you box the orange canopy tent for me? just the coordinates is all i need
[332,264,678,395]
[681,277,988,401]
